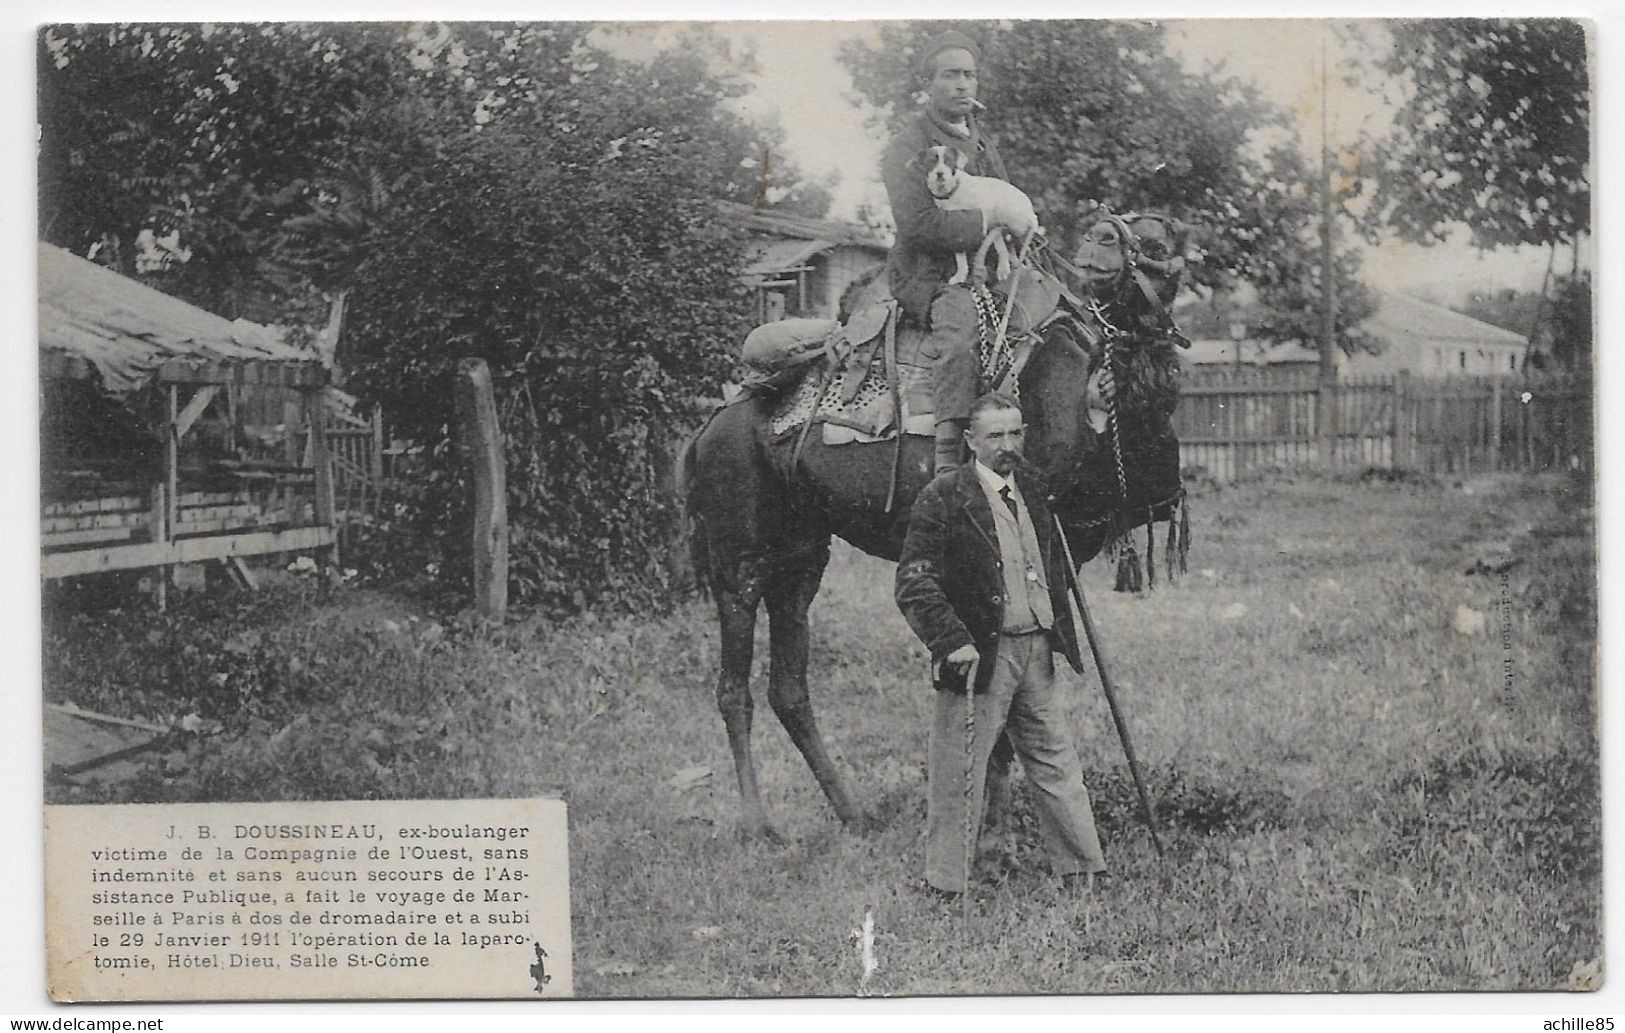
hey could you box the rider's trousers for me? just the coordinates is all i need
[925,286,981,422]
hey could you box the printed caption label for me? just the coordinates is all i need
[46,797,571,1001]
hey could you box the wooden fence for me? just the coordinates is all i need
[325,405,387,523]
[1175,368,1592,482]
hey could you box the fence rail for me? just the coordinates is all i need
[1173,368,1591,482]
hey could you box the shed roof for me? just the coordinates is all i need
[742,238,837,278]
[717,200,887,250]
[38,243,327,394]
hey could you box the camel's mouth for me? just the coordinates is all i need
[1072,245,1127,288]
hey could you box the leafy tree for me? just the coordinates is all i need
[1364,19,1590,250]
[38,22,783,611]
[38,24,408,325]
[1456,287,1544,337]
[340,85,749,610]
[839,20,1377,354]
[1542,273,1592,370]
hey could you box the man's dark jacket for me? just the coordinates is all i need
[895,464,1085,695]
[880,111,1010,324]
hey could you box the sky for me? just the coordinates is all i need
[702,19,1581,302]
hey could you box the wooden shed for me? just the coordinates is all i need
[39,242,338,604]
[719,202,888,322]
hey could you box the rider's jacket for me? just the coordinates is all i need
[880,110,1010,324]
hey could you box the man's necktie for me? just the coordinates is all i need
[999,485,1018,517]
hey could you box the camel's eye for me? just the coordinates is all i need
[1087,222,1120,246]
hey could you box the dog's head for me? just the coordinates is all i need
[911,144,968,200]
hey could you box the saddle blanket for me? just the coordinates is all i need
[766,315,1028,445]
[767,321,939,442]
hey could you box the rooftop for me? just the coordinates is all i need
[39,242,326,394]
[717,200,886,250]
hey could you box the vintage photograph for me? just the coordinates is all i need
[35,17,1596,999]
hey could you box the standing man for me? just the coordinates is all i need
[895,392,1108,896]
[880,30,1036,477]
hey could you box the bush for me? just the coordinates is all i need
[341,39,754,615]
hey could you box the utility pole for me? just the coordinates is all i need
[1317,27,1339,467]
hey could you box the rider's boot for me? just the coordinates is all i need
[927,287,980,479]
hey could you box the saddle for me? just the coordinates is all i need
[760,267,1069,445]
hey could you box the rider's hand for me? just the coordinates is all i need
[945,644,979,669]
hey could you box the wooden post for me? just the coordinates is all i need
[370,406,385,482]
[1394,371,1411,470]
[369,406,385,523]
[1432,385,1446,474]
[1488,377,1503,472]
[1317,381,1336,469]
[149,481,168,611]
[283,399,301,525]
[1316,31,1339,472]
[455,359,508,622]
[306,389,339,567]
[1519,382,1530,469]
[151,385,179,610]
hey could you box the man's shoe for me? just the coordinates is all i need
[1062,870,1109,894]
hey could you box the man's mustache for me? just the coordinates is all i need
[999,451,1038,475]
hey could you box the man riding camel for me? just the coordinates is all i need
[880,29,1038,477]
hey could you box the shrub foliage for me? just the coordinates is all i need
[40,24,766,611]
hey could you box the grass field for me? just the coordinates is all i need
[44,469,1601,997]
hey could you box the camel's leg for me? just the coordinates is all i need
[764,551,869,831]
[716,585,776,842]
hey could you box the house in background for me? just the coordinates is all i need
[1357,291,1529,376]
[720,201,887,323]
[1174,288,1529,378]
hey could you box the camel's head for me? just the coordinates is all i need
[1120,212,1189,309]
[1067,206,1188,303]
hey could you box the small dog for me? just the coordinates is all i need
[914,144,1041,284]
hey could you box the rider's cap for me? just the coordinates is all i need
[917,29,982,77]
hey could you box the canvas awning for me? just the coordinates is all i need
[38,242,327,394]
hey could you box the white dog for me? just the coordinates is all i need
[916,143,1041,284]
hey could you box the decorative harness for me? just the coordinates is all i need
[996,221,1192,591]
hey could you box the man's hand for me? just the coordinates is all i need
[945,644,979,670]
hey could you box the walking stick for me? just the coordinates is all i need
[961,655,980,924]
[1052,514,1164,857]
